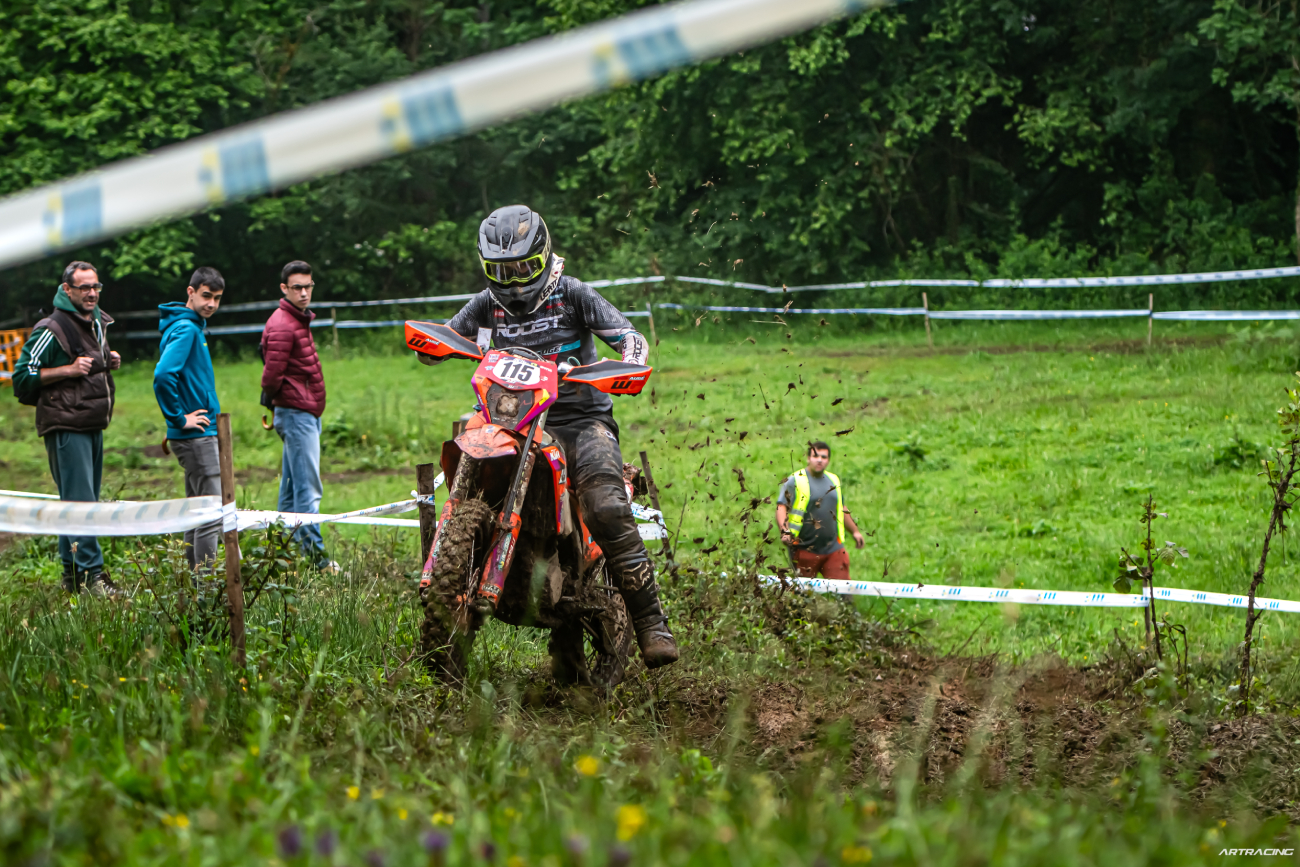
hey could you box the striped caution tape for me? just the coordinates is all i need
[1152,310,1300,321]
[108,267,1300,328]
[927,308,1150,321]
[630,502,668,541]
[657,303,926,316]
[0,493,233,536]
[676,264,1300,294]
[655,303,1300,321]
[0,0,882,271]
[236,498,421,532]
[765,576,1300,614]
[0,479,669,543]
[0,491,421,535]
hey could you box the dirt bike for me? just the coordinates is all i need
[405,320,654,689]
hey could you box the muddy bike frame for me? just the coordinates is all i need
[404,319,652,618]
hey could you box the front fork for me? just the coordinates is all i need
[475,411,547,615]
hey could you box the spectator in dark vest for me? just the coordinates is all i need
[153,266,225,576]
[11,261,121,594]
[260,260,337,571]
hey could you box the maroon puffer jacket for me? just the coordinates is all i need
[261,299,326,417]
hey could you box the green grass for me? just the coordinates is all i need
[8,317,1296,666]
[3,318,1300,863]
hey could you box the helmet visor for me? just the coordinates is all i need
[483,253,546,286]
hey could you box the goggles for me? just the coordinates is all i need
[482,253,546,286]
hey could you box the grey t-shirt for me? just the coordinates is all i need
[777,472,844,556]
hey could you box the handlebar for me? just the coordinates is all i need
[504,346,545,362]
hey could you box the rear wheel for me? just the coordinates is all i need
[420,497,495,681]
[548,576,634,690]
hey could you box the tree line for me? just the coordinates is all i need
[2,0,1299,321]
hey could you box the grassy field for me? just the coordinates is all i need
[3,317,1300,862]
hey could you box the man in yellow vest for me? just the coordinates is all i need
[775,441,866,580]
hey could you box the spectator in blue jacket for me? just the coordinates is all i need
[153,267,225,575]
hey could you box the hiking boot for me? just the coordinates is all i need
[60,569,80,594]
[86,570,119,597]
[621,584,679,669]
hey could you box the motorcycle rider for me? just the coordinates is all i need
[417,205,679,669]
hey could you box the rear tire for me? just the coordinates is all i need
[420,498,495,681]
[548,579,634,690]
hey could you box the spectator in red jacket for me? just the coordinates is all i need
[260,260,337,571]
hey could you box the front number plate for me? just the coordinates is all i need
[491,356,541,385]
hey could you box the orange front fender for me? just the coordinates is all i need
[454,422,521,460]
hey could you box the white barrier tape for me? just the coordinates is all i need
[658,303,925,315]
[0,490,59,500]
[0,480,673,547]
[236,497,419,532]
[116,293,480,320]
[927,309,1150,321]
[767,576,1300,614]
[0,494,229,536]
[674,265,1300,294]
[0,0,878,270]
[116,282,664,322]
[657,302,1300,321]
[1152,310,1300,321]
[630,502,668,540]
[125,317,353,340]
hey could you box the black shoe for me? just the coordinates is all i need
[621,585,680,669]
[86,570,119,597]
[60,569,80,594]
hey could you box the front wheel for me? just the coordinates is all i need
[420,497,495,681]
[548,579,634,690]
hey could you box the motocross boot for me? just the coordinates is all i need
[617,562,679,668]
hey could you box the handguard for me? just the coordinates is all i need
[405,321,484,360]
[561,359,652,395]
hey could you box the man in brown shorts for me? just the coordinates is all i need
[775,442,866,580]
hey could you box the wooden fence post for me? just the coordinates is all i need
[216,413,246,667]
[644,301,658,347]
[416,463,439,561]
[1147,293,1154,348]
[922,292,934,350]
[638,450,675,575]
[330,306,341,359]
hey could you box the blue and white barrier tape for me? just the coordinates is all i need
[1152,310,1300,321]
[767,576,1300,614]
[0,491,419,535]
[0,0,880,270]
[657,303,925,316]
[0,494,235,536]
[679,264,1300,294]
[928,308,1149,321]
[108,267,1300,326]
[0,481,670,541]
[659,303,1300,321]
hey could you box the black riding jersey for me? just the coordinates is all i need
[444,275,640,427]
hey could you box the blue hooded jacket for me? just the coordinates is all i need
[153,303,220,439]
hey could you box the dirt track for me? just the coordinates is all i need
[561,648,1300,815]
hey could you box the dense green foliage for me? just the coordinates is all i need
[3,0,1300,321]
